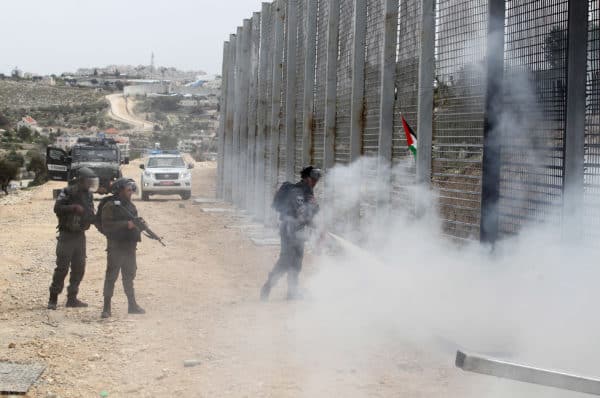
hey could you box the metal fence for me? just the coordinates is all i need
[217,0,597,243]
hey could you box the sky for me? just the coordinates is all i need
[0,0,264,76]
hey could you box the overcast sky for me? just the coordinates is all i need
[0,0,264,76]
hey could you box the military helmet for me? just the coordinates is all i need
[111,178,137,195]
[71,167,100,192]
[72,166,97,180]
[300,166,322,181]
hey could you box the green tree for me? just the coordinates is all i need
[6,150,24,167]
[27,151,47,185]
[17,126,32,142]
[0,158,18,194]
[0,112,9,128]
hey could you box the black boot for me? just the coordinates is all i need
[260,282,271,301]
[47,293,58,310]
[101,297,111,319]
[127,296,145,314]
[66,296,88,308]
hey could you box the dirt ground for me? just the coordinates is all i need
[105,94,154,131]
[0,161,489,397]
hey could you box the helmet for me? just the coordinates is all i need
[111,178,137,195]
[73,167,99,193]
[300,166,322,181]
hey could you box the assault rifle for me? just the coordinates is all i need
[114,201,166,247]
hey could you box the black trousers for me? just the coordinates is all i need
[265,222,305,295]
[103,240,137,299]
[49,231,86,297]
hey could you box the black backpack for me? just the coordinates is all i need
[95,195,116,235]
[271,182,295,213]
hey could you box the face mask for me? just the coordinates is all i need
[86,177,100,193]
[127,181,138,194]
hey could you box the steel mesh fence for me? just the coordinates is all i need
[262,8,275,209]
[335,0,355,166]
[221,0,600,244]
[499,0,568,236]
[584,0,600,241]
[433,0,488,240]
[313,0,329,170]
[295,0,307,175]
[391,0,421,212]
[278,1,289,186]
[359,0,385,221]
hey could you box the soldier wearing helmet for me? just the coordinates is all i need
[260,166,321,301]
[99,177,145,318]
[48,167,98,310]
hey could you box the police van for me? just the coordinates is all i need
[139,150,193,201]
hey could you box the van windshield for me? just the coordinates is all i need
[147,157,185,168]
[72,147,118,163]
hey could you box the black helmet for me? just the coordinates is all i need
[71,167,99,192]
[76,167,97,179]
[111,178,137,195]
[300,166,322,181]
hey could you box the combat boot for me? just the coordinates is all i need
[101,297,111,319]
[66,296,88,308]
[127,297,146,314]
[260,283,271,301]
[47,293,58,310]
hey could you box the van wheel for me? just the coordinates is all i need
[180,192,191,200]
[142,192,150,201]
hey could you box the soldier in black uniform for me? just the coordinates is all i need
[260,166,321,301]
[100,178,145,318]
[48,167,99,310]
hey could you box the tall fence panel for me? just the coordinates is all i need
[391,0,421,213]
[585,0,600,242]
[432,0,488,240]
[498,0,569,237]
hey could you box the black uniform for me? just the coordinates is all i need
[49,185,95,299]
[262,180,319,299]
[100,198,141,301]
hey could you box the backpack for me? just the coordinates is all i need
[95,195,116,235]
[271,182,295,213]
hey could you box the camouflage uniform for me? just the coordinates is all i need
[49,184,95,304]
[100,198,142,311]
[261,180,319,299]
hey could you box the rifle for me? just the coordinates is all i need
[114,201,166,247]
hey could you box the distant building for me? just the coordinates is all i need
[17,116,39,132]
[179,99,199,107]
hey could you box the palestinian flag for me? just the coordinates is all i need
[401,115,417,158]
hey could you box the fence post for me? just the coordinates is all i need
[237,19,252,208]
[324,0,340,173]
[302,0,319,167]
[247,12,261,213]
[269,0,286,224]
[563,0,589,237]
[224,33,237,202]
[284,0,299,181]
[256,2,273,222]
[232,26,244,206]
[416,0,434,188]
[376,0,399,216]
[217,41,230,199]
[480,0,506,244]
[350,0,367,162]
